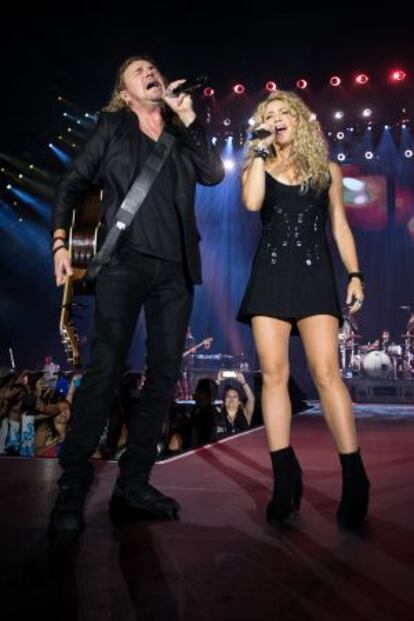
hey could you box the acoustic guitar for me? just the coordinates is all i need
[59,186,101,368]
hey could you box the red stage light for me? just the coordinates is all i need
[355,73,369,85]
[265,81,277,92]
[390,69,407,82]
[203,87,215,96]
[233,84,245,95]
[330,76,341,87]
[296,79,308,89]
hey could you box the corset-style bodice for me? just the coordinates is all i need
[257,173,330,271]
[237,171,343,332]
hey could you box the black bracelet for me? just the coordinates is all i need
[52,244,68,257]
[253,146,270,160]
[348,272,364,283]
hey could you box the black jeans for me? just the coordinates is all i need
[59,251,193,487]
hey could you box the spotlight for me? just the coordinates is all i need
[211,137,218,145]
[265,81,277,92]
[296,79,308,89]
[223,158,235,171]
[365,151,374,159]
[18,174,23,179]
[355,73,369,85]
[368,126,372,131]
[336,132,345,140]
[233,84,245,95]
[6,184,12,190]
[362,108,372,118]
[29,164,34,169]
[48,143,53,148]
[402,124,407,129]
[404,149,413,158]
[334,111,344,120]
[203,87,215,96]
[63,112,68,117]
[330,76,341,87]
[67,128,72,132]
[248,117,255,127]
[390,69,407,83]
[337,153,346,162]
[223,118,231,127]
[384,125,390,130]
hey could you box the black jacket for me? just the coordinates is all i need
[53,109,224,284]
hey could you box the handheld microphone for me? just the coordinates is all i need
[167,75,208,97]
[249,128,272,140]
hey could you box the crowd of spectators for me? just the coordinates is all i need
[0,359,256,461]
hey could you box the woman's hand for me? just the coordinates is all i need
[347,278,364,314]
[254,122,275,149]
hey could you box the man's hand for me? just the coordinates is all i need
[162,79,196,127]
[54,247,73,286]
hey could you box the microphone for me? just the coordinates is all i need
[249,128,272,140]
[167,75,208,97]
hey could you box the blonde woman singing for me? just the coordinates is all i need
[238,91,369,528]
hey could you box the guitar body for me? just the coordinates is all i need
[59,186,102,368]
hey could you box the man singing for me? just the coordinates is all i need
[50,56,224,533]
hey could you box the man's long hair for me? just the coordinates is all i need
[244,91,330,193]
[103,55,180,129]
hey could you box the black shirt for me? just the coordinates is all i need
[214,407,250,440]
[122,131,183,263]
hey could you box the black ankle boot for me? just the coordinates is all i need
[267,446,303,523]
[49,477,92,535]
[109,479,180,523]
[337,449,370,529]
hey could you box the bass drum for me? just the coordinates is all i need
[362,350,392,378]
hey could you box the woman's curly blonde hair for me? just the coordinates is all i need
[244,91,330,193]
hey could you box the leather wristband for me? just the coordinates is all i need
[253,146,270,160]
[52,244,68,257]
[348,272,364,283]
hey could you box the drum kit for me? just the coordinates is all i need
[339,318,414,380]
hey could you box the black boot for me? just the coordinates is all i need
[337,449,370,529]
[109,477,180,523]
[49,476,92,535]
[267,446,303,523]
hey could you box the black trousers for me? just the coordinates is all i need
[59,251,193,487]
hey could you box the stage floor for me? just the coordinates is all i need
[1,404,414,621]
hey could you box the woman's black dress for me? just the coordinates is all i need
[237,172,343,335]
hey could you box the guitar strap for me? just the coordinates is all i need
[86,130,176,281]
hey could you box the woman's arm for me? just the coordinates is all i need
[328,162,364,313]
[241,128,274,211]
[241,158,267,211]
[235,372,255,424]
